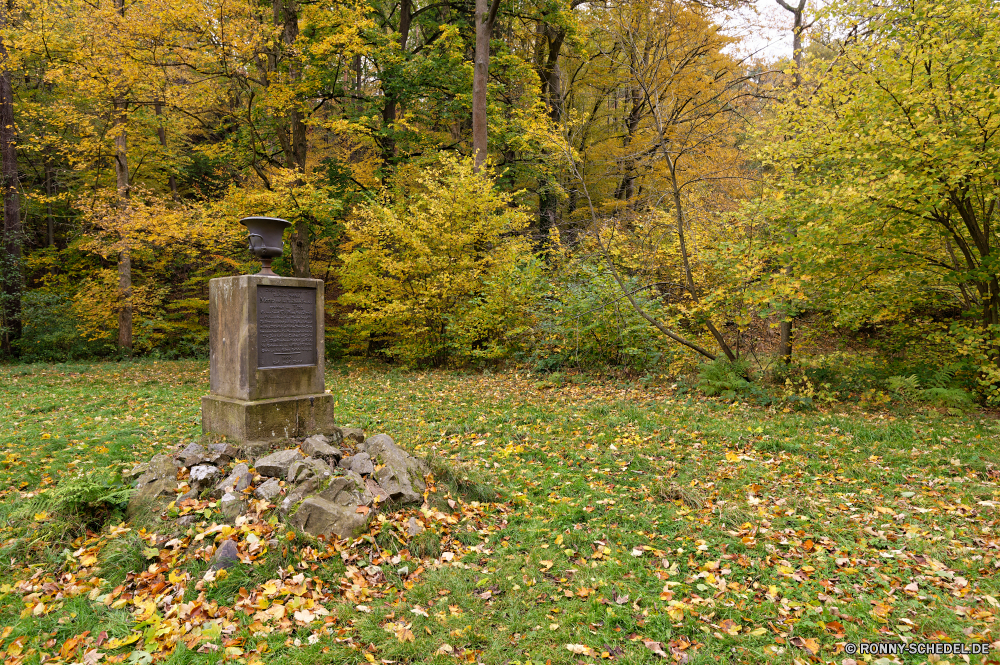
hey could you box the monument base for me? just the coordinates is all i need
[201,393,335,442]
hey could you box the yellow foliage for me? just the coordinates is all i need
[339,154,536,365]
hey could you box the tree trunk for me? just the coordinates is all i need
[118,247,133,352]
[535,23,565,251]
[153,101,178,199]
[114,100,133,354]
[44,158,54,246]
[472,0,500,169]
[275,0,311,278]
[0,0,20,356]
[776,0,808,364]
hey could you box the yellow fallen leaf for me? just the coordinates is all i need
[566,644,598,657]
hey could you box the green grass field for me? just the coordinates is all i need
[1,360,998,664]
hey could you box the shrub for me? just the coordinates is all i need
[525,259,677,373]
[339,154,535,366]
[15,290,113,362]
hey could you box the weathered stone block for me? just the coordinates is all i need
[201,393,335,442]
[255,449,304,478]
[302,435,342,463]
[208,275,326,402]
[216,462,252,495]
[364,434,428,504]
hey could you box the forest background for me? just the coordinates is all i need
[1,0,998,408]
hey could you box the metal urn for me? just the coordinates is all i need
[240,216,291,276]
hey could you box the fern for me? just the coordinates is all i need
[12,470,132,523]
[887,374,921,394]
[697,359,753,399]
[917,387,974,410]
[926,364,959,389]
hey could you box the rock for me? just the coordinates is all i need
[211,539,241,570]
[338,455,354,470]
[288,470,374,539]
[339,427,365,444]
[128,477,176,515]
[215,463,252,496]
[150,454,179,477]
[241,440,273,459]
[189,465,221,488]
[325,428,344,446]
[279,478,319,515]
[349,452,374,476]
[255,449,304,478]
[178,515,196,526]
[363,434,428,504]
[134,454,179,489]
[289,497,366,539]
[205,443,239,466]
[407,517,425,537]
[288,457,334,485]
[302,436,342,464]
[176,443,207,468]
[318,470,372,506]
[365,478,389,503]
[220,492,245,519]
[255,478,282,501]
[178,488,200,503]
[123,463,148,481]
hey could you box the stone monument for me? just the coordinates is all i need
[201,217,335,442]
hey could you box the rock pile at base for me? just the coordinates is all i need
[126,428,429,539]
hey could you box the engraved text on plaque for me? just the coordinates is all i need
[257,286,317,368]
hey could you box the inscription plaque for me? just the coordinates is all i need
[257,286,317,369]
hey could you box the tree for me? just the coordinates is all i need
[562,0,758,361]
[473,0,501,168]
[339,154,533,364]
[764,0,1000,373]
[0,0,20,355]
[773,0,812,363]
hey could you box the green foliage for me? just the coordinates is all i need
[762,0,1000,385]
[696,358,753,399]
[526,258,676,373]
[7,470,133,547]
[35,469,133,517]
[339,154,535,366]
[888,368,975,411]
[15,290,113,362]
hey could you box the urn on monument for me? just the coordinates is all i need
[240,216,292,276]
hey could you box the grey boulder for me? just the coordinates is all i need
[254,477,282,501]
[255,449,304,478]
[206,443,239,466]
[189,465,220,488]
[133,454,178,490]
[349,452,374,476]
[288,457,334,485]
[290,471,374,539]
[363,434,428,504]
[215,463,252,495]
[338,427,365,444]
[176,443,207,468]
[301,435,342,463]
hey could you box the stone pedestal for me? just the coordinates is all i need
[201,275,334,442]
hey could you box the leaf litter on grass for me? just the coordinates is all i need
[0,360,998,664]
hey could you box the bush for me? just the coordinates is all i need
[696,358,754,399]
[525,259,677,374]
[339,154,535,366]
[15,290,113,362]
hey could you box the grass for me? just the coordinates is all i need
[0,359,998,664]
